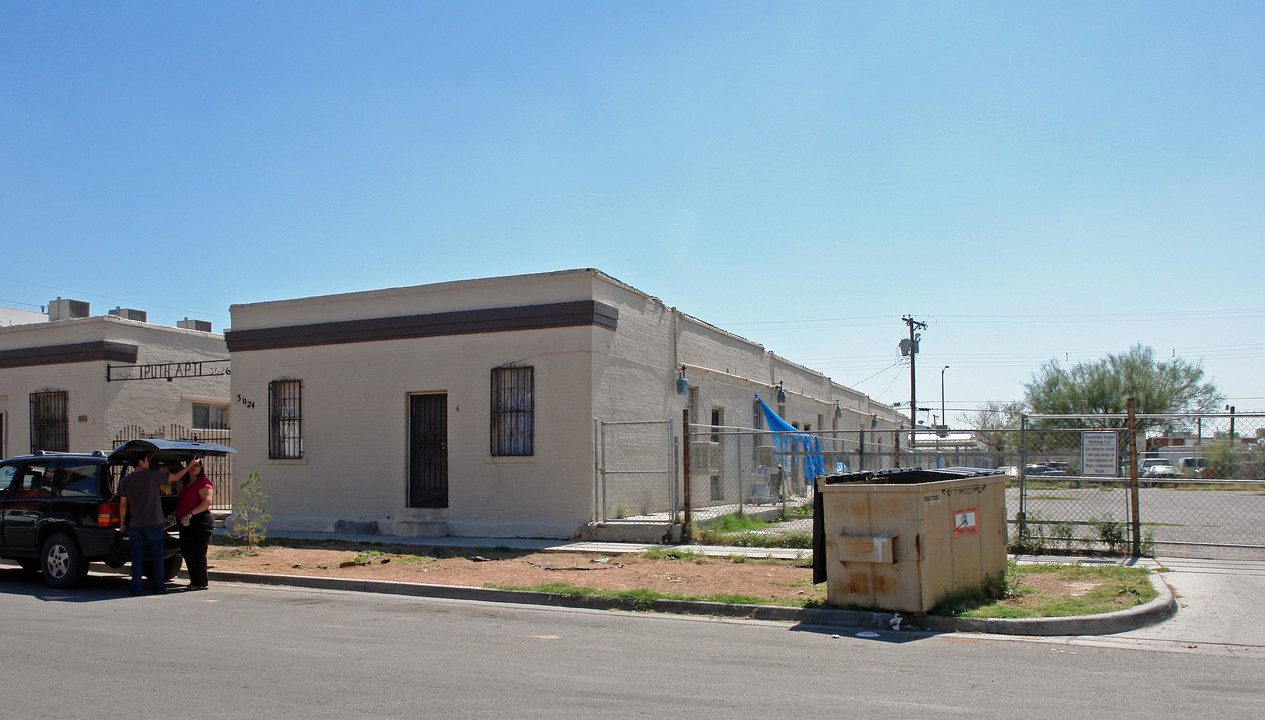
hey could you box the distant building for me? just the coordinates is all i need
[0,303,229,460]
[0,305,48,327]
[226,269,901,540]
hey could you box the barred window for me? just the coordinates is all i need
[268,379,303,459]
[30,389,68,453]
[491,366,533,456]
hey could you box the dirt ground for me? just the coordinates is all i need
[207,543,824,603]
[204,541,1119,610]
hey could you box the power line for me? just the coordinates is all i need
[0,297,43,309]
[721,308,1265,330]
[849,359,904,388]
[0,276,229,319]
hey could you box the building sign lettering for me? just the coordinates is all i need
[107,359,231,383]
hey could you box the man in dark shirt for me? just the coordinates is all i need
[118,454,195,595]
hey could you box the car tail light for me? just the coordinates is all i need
[98,502,120,528]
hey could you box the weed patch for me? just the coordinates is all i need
[643,546,705,561]
[931,563,1156,618]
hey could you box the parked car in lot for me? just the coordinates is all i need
[996,465,1019,478]
[1044,461,1073,475]
[1141,458,1181,479]
[0,439,234,588]
[1179,456,1213,479]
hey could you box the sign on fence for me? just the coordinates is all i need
[1080,431,1119,477]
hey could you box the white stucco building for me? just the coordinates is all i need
[0,308,230,461]
[226,269,901,540]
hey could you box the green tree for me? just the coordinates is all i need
[228,471,272,551]
[1024,345,1222,427]
[964,400,1025,455]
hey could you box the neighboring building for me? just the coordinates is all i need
[0,305,230,460]
[226,269,901,540]
[0,305,48,327]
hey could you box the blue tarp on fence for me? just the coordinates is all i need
[754,394,825,482]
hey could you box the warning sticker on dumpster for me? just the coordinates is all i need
[953,507,979,536]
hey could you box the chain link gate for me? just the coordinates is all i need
[594,419,677,523]
[1003,410,1265,559]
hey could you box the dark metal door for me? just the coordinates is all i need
[408,394,448,508]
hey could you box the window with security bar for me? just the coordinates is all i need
[30,389,68,453]
[268,379,303,459]
[491,366,533,456]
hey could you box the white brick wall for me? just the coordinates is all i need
[227,269,902,539]
[0,316,229,456]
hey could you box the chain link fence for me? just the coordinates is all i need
[994,412,1265,560]
[597,411,1265,559]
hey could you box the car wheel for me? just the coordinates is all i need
[163,554,183,581]
[41,533,88,589]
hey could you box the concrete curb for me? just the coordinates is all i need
[917,570,1178,636]
[205,567,1177,636]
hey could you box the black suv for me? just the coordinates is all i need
[0,439,234,589]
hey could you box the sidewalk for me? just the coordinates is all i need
[207,530,1207,636]
[247,529,808,559]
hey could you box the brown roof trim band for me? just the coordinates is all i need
[225,300,619,352]
[0,340,139,369]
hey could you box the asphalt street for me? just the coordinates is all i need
[1,567,1263,720]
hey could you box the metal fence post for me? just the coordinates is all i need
[682,409,692,543]
[1018,414,1028,540]
[670,418,678,520]
[594,418,602,522]
[1128,398,1141,556]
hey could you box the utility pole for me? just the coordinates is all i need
[941,365,950,433]
[900,316,926,448]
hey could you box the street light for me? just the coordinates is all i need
[941,365,950,430]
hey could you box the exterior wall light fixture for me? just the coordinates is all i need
[676,365,688,395]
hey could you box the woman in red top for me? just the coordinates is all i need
[174,459,214,590]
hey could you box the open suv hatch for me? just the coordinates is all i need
[0,439,234,588]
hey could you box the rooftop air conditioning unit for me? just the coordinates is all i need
[177,318,213,332]
[48,297,90,321]
[108,307,148,322]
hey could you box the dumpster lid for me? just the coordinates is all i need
[822,467,1002,485]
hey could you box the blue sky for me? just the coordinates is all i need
[3,1,1263,419]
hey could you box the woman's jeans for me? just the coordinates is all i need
[179,513,214,587]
